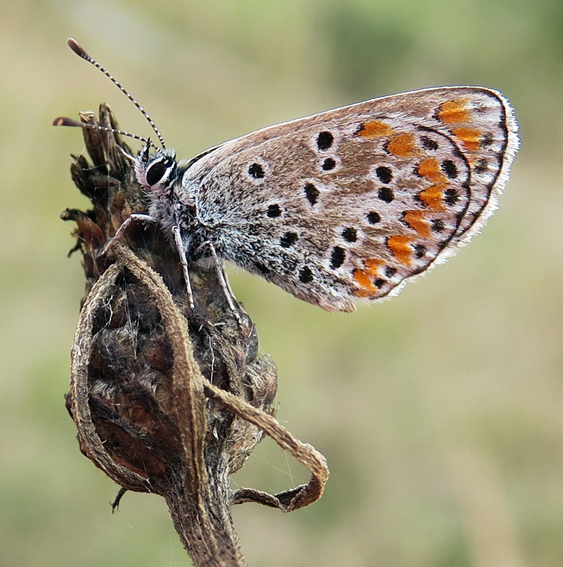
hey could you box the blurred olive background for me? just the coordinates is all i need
[1,1,562,566]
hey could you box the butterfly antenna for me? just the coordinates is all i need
[52,116,158,151]
[66,38,167,149]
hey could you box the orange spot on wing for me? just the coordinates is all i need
[353,269,377,292]
[358,120,393,138]
[419,184,447,211]
[452,127,482,152]
[437,99,471,124]
[353,258,388,297]
[352,289,377,298]
[403,210,431,238]
[387,235,413,265]
[365,258,385,273]
[387,133,418,158]
[353,288,377,298]
[417,158,447,183]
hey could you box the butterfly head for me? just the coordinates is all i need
[135,144,179,197]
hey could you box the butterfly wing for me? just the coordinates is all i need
[182,87,518,312]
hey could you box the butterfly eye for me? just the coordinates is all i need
[146,157,173,186]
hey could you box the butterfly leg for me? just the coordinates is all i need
[100,213,197,309]
[195,241,241,319]
[171,224,195,309]
[99,213,157,256]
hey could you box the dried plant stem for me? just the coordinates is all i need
[63,105,329,566]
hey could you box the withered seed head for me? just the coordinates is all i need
[64,104,278,491]
[62,105,328,567]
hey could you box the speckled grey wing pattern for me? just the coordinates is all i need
[182,87,518,312]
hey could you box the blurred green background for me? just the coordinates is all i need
[1,0,562,566]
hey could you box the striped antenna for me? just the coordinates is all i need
[67,38,166,149]
[52,116,158,150]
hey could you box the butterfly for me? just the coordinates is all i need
[58,40,519,313]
